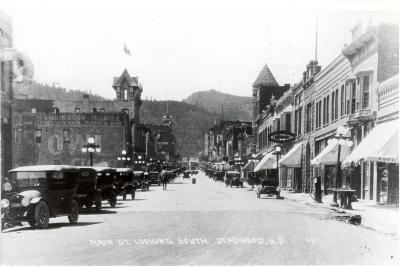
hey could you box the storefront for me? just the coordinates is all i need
[254,152,278,182]
[343,120,399,204]
[279,142,303,191]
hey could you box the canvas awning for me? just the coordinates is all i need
[311,127,351,165]
[343,120,399,167]
[279,143,303,168]
[243,160,255,171]
[254,152,277,172]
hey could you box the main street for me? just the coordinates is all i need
[1,172,398,265]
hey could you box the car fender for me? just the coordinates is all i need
[29,197,44,204]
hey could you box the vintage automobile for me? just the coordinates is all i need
[148,171,161,186]
[89,167,118,209]
[115,168,136,200]
[1,165,80,229]
[246,171,261,187]
[213,171,224,181]
[183,171,191,179]
[224,171,243,188]
[256,178,281,199]
[134,171,150,191]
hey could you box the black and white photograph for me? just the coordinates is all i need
[0,0,399,265]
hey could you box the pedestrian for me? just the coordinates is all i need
[161,170,168,191]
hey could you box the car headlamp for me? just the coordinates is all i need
[1,199,10,208]
[21,197,30,207]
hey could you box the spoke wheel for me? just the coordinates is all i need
[34,201,49,229]
[68,200,79,224]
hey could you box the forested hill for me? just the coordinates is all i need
[140,100,219,157]
[183,89,252,121]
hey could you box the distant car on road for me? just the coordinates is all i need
[148,171,161,186]
[134,171,150,191]
[256,179,281,199]
[183,171,191,179]
[224,171,243,188]
[115,168,137,200]
[2,165,80,229]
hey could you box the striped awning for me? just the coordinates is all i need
[343,120,399,166]
[254,152,277,172]
[279,143,303,168]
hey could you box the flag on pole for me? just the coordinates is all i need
[123,42,131,56]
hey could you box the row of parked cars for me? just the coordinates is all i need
[204,168,281,199]
[1,165,179,230]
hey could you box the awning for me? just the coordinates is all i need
[311,127,351,165]
[243,160,255,171]
[279,143,303,168]
[254,152,277,172]
[343,120,399,166]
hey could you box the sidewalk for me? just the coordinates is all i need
[279,189,399,238]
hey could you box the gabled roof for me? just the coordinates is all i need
[113,69,139,87]
[253,63,279,87]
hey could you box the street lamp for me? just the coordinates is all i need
[117,149,131,168]
[81,137,101,166]
[273,146,283,185]
[329,126,353,206]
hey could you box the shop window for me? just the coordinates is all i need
[63,129,70,143]
[35,129,42,143]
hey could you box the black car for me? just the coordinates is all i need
[148,171,161,186]
[115,168,137,200]
[256,179,281,199]
[213,171,224,181]
[90,167,118,209]
[1,165,80,229]
[134,171,149,191]
[224,171,243,188]
[183,171,191,179]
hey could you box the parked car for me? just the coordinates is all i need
[115,168,137,200]
[148,171,161,186]
[90,167,118,209]
[1,165,80,229]
[256,179,281,199]
[183,171,191,179]
[213,171,224,181]
[134,171,149,191]
[224,171,243,188]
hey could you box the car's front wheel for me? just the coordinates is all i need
[68,200,79,224]
[34,201,49,229]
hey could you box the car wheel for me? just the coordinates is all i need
[95,195,102,211]
[131,190,136,200]
[34,201,49,229]
[68,200,79,224]
[122,189,127,200]
[109,195,117,208]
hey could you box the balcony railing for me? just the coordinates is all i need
[347,109,376,125]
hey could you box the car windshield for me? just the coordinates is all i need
[12,171,48,187]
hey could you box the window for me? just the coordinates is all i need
[351,82,356,114]
[362,75,370,108]
[298,107,302,135]
[340,85,345,116]
[305,103,312,133]
[75,107,80,113]
[335,89,338,119]
[326,95,329,125]
[123,89,128,100]
[63,129,70,144]
[285,113,291,132]
[322,98,326,125]
[35,129,42,143]
[93,108,97,113]
[315,101,319,129]
[100,108,105,112]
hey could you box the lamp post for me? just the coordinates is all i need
[273,146,283,185]
[117,150,131,168]
[81,137,101,166]
[329,126,353,206]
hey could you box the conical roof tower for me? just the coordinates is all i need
[252,63,279,87]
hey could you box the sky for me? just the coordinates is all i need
[4,0,399,101]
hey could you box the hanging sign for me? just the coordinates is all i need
[268,130,295,143]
